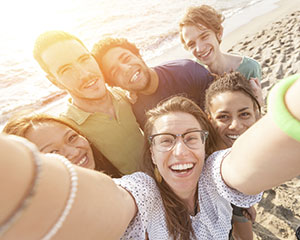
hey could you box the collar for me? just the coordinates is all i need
[62,86,122,125]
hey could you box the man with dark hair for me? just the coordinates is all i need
[33,31,144,174]
[92,37,214,127]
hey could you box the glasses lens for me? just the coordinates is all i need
[152,134,175,152]
[184,131,205,149]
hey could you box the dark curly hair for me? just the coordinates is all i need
[92,37,141,86]
[205,71,261,116]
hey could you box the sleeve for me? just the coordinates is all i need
[113,172,160,238]
[204,149,262,208]
[241,57,262,81]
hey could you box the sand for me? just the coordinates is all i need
[149,0,300,239]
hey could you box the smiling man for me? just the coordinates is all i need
[33,31,144,174]
[92,38,214,128]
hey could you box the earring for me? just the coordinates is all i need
[154,166,162,183]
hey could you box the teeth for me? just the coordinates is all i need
[130,71,139,83]
[77,155,87,166]
[85,79,96,88]
[227,135,240,140]
[171,163,194,171]
[201,50,210,58]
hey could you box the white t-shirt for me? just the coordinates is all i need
[114,149,262,239]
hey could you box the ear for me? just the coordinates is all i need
[217,28,223,43]
[150,147,156,165]
[46,74,64,90]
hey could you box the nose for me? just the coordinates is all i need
[228,118,243,131]
[172,138,189,157]
[62,145,80,163]
[76,64,90,78]
[195,39,205,53]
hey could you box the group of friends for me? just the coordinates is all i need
[1,5,300,240]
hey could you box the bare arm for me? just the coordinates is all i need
[0,135,136,240]
[222,77,300,195]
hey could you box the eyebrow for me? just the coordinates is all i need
[216,107,250,114]
[56,53,90,75]
[39,129,73,152]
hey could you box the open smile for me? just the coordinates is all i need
[129,70,140,84]
[73,154,89,167]
[169,162,195,176]
[198,48,212,60]
[82,78,99,89]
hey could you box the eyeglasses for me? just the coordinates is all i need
[149,130,208,152]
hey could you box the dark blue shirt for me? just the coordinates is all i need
[133,59,213,128]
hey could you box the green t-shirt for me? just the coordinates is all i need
[61,87,144,174]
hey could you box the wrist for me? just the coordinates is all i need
[267,74,300,142]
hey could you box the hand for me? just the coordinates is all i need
[242,206,256,223]
[126,91,138,104]
[249,78,264,107]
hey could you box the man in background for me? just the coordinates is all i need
[92,38,214,128]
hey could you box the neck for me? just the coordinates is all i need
[208,52,242,75]
[71,92,116,118]
[176,187,198,215]
[140,68,159,95]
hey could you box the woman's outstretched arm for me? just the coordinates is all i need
[0,135,136,240]
[222,75,300,195]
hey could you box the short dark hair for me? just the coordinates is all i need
[92,37,141,86]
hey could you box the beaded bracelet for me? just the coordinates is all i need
[267,73,300,142]
[0,136,42,237]
[41,154,78,240]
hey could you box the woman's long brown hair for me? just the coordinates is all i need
[141,96,224,240]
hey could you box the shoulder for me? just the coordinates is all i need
[242,56,260,67]
[114,172,158,198]
[154,59,207,71]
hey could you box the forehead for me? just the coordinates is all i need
[152,112,202,134]
[25,121,71,145]
[209,91,254,113]
[41,39,89,73]
[182,24,209,40]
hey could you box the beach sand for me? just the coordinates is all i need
[148,0,300,239]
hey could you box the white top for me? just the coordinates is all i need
[114,149,262,239]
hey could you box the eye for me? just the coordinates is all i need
[60,66,71,75]
[68,134,78,143]
[201,34,209,40]
[216,114,229,121]
[187,42,195,50]
[156,135,174,146]
[80,55,92,63]
[122,55,131,63]
[240,112,251,118]
[49,149,59,154]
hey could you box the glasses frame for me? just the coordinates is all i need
[149,130,209,152]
